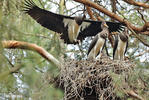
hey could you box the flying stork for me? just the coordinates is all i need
[23,0,125,44]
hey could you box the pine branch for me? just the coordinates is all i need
[2,40,61,68]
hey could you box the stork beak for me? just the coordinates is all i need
[104,24,108,28]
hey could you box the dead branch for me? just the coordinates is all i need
[73,0,149,34]
[123,0,149,9]
[2,40,61,68]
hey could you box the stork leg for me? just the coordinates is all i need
[120,48,125,60]
[114,50,119,60]
[87,48,96,60]
[96,51,102,60]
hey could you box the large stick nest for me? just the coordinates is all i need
[58,56,135,100]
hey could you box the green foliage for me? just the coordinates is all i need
[0,0,64,99]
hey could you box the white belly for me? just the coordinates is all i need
[68,21,80,43]
[115,37,127,60]
[88,37,105,60]
[95,38,105,56]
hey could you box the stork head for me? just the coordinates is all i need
[119,27,129,42]
[123,27,129,37]
[101,21,109,29]
[74,16,84,25]
[99,21,109,39]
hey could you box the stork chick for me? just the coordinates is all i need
[113,28,129,60]
[87,21,109,60]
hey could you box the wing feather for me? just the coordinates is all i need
[23,0,125,44]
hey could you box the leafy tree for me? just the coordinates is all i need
[0,0,148,100]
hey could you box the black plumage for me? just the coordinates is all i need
[23,0,125,44]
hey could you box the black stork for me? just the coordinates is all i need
[23,0,125,44]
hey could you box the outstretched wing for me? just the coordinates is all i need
[79,20,124,38]
[23,0,125,44]
[23,0,73,43]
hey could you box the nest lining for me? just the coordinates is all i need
[59,56,135,100]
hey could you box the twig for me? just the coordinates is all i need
[3,55,15,67]
[139,75,148,87]
[134,50,149,58]
[127,26,149,47]
[137,10,147,23]
[65,5,80,14]
[69,10,85,16]
[0,65,21,81]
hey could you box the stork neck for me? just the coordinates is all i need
[102,27,108,30]
[102,27,109,33]
[119,33,128,42]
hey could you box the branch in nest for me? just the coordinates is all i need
[123,0,149,9]
[59,57,135,100]
[1,40,61,68]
